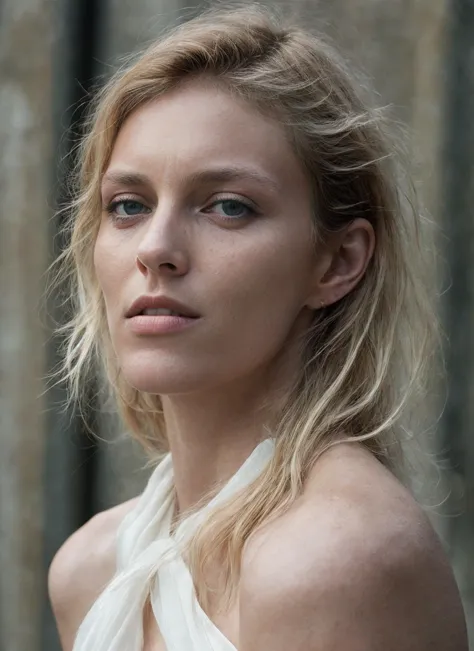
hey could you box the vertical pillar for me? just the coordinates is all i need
[441,0,474,640]
[0,1,53,650]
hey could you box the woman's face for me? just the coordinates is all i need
[95,79,323,396]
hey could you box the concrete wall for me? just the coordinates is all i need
[0,1,53,650]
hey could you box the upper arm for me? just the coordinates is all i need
[48,517,113,651]
[239,515,468,651]
[48,500,137,651]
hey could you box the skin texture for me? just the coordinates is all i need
[240,444,468,651]
[48,78,468,650]
[48,498,139,651]
[95,77,375,515]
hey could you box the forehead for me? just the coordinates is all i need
[107,79,307,190]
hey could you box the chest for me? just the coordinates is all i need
[142,593,240,651]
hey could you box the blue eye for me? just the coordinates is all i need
[105,196,257,224]
[107,199,150,218]
[208,199,256,220]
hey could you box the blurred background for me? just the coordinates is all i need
[0,0,473,650]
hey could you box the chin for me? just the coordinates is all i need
[119,353,210,396]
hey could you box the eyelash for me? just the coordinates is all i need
[205,197,257,221]
[105,195,258,224]
[106,196,151,223]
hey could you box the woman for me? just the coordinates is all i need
[48,4,468,650]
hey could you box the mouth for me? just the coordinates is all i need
[125,305,200,335]
[137,308,198,318]
[125,295,200,320]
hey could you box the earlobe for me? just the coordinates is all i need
[305,298,326,310]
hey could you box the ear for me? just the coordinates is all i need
[305,218,375,309]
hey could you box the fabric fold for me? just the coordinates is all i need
[72,437,275,651]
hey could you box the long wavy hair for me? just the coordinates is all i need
[52,2,439,611]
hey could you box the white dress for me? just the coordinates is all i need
[72,438,276,651]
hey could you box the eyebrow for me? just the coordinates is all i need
[101,166,280,194]
[101,171,151,188]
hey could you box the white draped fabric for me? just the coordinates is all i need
[72,438,276,651]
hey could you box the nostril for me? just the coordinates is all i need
[160,262,177,271]
[136,255,147,272]
[135,251,188,275]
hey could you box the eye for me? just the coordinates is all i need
[106,198,151,222]
[206,198,257,221]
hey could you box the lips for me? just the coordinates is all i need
[125,295,200,319]
[141,308,183,317]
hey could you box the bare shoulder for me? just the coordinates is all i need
[239,442,468,651]
[48,497,139,651]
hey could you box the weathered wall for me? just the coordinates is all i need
[440,1,474,642]
[0,1,53,650]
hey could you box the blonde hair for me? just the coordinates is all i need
[53,2,439,611]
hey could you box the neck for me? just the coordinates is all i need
[159,320,309,516]
[161,370,285,517]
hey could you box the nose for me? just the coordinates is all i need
[135,206,190,278]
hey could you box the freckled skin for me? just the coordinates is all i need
[95,80,324,398]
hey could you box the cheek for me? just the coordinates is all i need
[210,233,314,352]
[93,230,133,322]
